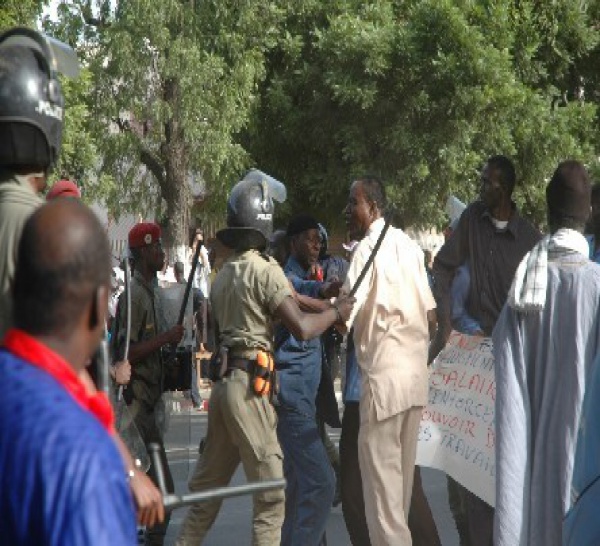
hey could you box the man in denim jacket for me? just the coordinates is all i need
[275,213,340,546]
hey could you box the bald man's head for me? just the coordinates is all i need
[13,199,111,336]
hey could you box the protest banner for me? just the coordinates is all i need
[416,330,496,506]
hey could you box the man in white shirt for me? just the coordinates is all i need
[341,176,436,545]
[190,229,211,352]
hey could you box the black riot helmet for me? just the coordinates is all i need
[217,169,287,251]
[0,27,79,171]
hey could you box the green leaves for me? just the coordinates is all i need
[0,0,45,29]
[34,0,600,238]
[245,0,600,230]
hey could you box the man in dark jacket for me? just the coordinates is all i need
[432,155,540,545]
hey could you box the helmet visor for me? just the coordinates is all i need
[243,169,287,204]
[0,28,80,78]
[45,35,80,78]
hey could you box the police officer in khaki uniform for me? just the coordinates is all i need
[176,171,355,546]
[114,222,184,546]
[0,29,79,339]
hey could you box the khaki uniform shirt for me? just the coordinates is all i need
[210,250,292,356]
[0,172,43,339]
[342,218,436,421]
[114,271,163,408]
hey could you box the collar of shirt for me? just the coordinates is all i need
[134,269,157,296]
[366,216,386,238]
[2,328,115,433]
[0,170,44,206]
[285,255,310,279]
[480,201,521,237]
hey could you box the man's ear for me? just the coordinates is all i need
[89,285,109,331]
[369,200,380,221]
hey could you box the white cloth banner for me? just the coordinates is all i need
[416,331,496,506]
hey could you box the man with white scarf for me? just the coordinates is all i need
[493,160,600,546]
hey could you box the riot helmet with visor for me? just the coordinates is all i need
[0,27,79,171]
[217,169,287,251]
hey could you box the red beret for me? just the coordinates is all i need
[128,222,161,249]
[46,179,81,200]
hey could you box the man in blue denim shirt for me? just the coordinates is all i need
[450,262,483,336]
[275,213,340,546]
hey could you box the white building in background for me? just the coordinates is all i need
[90,203,150,265]
[406,195,467,255]
[406,228,445,254]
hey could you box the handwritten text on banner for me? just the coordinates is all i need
[416,331,496,507]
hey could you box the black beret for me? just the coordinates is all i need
[286,213,320,237]
[546,160,591,223]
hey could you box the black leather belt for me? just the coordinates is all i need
[225,358,254,376]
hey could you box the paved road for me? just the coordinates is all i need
[160,406,460,545]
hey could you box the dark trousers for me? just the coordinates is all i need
[408,467,441,546]
[195,296,208,347]
[447,475,471,546]
[466,488,494,546]
[446,477,494,546]
[340,402,371,546]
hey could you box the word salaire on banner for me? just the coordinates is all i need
[416,331,496,506]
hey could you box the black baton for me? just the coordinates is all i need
[348,219,390,297]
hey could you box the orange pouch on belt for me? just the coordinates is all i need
[253,351,274,396]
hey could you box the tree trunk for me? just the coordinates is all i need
[161,139,190,265]
[160,77,191,265]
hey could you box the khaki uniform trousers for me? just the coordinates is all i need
[358,397,423,546]
[176,369,285,546]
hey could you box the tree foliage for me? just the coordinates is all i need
[245,0,600,230]
[38,0,600,238]
[0,0,45,29]
[45,0,284,253]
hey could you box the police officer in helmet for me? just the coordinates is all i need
[0,27,79,338]
[176,170,355,545]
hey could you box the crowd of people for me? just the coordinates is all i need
[4,25,600,546]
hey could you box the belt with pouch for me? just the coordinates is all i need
[225,357,255,376]
[222,352,278,400]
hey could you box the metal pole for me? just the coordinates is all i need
[147,442,285,511]
[163,479,287,511]
[148,443,169,495]
[117,258,132,402]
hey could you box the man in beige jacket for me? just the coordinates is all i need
[342,176,436,545]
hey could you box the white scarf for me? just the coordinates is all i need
[508,228,590,312]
